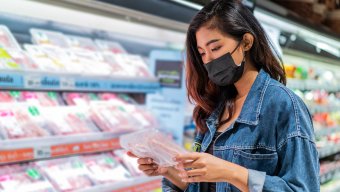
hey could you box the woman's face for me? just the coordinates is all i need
[196,26,244,65]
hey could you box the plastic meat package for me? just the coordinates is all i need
[0,164,55,192]
[102,52,130,77]
[30,29,68,48]
[0,105,52,140]
[0,92,16,103]
[89,101,137,134]
[0,48,23,70]
[17,91,64,107]
[0,25,21,49]
[68,49,112,76]
[24,45,64,72]
[122,104,159,129]
[6,49,39,71]
[0,48,39,71]
[120,129,187,167]
[81,153,131,184]
[39,106,99,136]
[113,150,144,177]
[113,54,152,77]
[95,39,127,54]
[36,157,95,192]
[62,92,99,106]
[65,35,98,51]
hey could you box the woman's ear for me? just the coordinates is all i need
[242,33,254,51]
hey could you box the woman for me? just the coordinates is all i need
[128,0,320,191]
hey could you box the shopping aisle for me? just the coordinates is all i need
[0,0,339,191]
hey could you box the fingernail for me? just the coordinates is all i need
[153,165,158,168]
[148,159,152,163]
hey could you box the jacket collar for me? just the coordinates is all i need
[206,69,271,129]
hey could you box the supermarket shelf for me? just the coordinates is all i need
[319,144,340,159]
[0,71,160,93]
[79,176,162,192]
[316,127,340,138]
[309,105,340,114]
[320,167,340,184]
[0,132,125,164]
[287,79,340,92]
[321,174,340,192]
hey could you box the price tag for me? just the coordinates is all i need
[34,146,51,159]
[40,76,60,88]
[75,79,106,90]
[24,75,41,88]
[60,77,75,89]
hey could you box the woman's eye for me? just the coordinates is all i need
[212,46,221,51]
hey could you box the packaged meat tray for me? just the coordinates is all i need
[39,106,99,136]
[68,49,112,76]
[65,35,98,51]
[62,92,99,106]
[30,29,68,48]
[123,104,158,129]
[113,150,144,177]
[101,52,129,76]
[7,49,39,71]
[36,157,95,192]
[0,25,21,50]
[89,101,137,134]
[18,91,64,107]
[0,48,23,70]
[0,164,56,192]
[0,105,52,140]
[24,45,64,72]
[81,153,130,184]
[95,39,126,54]
[0,91,16,103]
[120,129,187,167]
[113,54,152,77]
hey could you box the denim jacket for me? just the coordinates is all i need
[162,69,320,192]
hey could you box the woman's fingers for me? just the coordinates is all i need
[182,168,207,177]
[183,176,204,183]
[175,152,201,162]
[137,157,153,165]
[126,151,137,158]
[138,164,158,171]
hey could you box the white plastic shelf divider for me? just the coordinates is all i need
[0,70,160,93]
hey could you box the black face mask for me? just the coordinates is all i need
[204,42,245,86]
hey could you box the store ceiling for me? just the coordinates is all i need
[187,0,340,35]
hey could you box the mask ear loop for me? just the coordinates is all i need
[231,41,246,67]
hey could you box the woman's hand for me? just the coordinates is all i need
[127,151,168,176]
[174,152,233,183]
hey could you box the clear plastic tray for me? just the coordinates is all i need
[95,39,126,54]
[30,28,68,48]
[65,35,98,51]
[120,129,187,167]
[0,25,21,49]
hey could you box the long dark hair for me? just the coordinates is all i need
[186,0,286,133]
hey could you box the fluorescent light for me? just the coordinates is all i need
[169,0,203,10]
